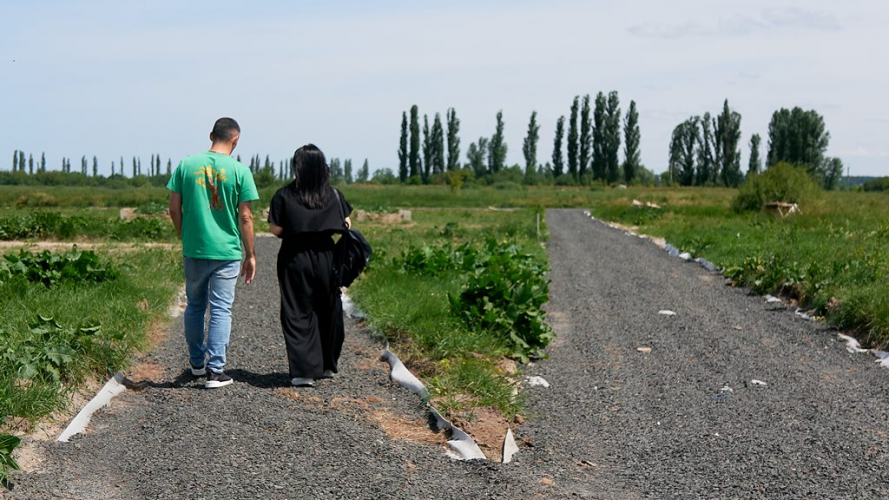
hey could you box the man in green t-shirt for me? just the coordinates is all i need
[167,117,259,388]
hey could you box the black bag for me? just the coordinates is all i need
[333,189,372,288]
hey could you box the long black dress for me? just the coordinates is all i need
[268,185,352,379]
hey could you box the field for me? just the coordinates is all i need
[0,182,886,480]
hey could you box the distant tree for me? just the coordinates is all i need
[674,117,699,186]
[467,137,489,178]
[133,157,137,177]
[329,158,344,184]
[579,94,592,179]
[432,113,445,175]
[409,105,421,181]
[567,96,579,181]
[748,133,762,175]
[446,108,461,172]
[138,157,142,176]
[522,111,540,179]
[40,152,45,172]
[715,99,743,187]
[822,157,844,190]
[92,156,98,177]
[344,159,353,184]
[150,154,155,176]
[695,112,714,186]
[488,110,507,174]
[371,168,398,184]
[358,158,370,183]
[111,161,116,176]
[604,91,622,184]
[236,154,242,163]
[120,157,124,176]
[766,106,830,182]
[552,116,565,178]
[11,150,17,172]
[80,156,86,175]
[622,100,641,184]
[28,154,34,174]
[19,151,25,173]
[592,92,607,180]
[398,111,408,182]
[167,159,172,175]
[422,114,432,181]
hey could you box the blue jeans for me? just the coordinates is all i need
[183,257,240,373]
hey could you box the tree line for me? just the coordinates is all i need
[667,102,844,190]
[394,92,647,187]
[3,151,372,188]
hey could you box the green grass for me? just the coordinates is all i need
[348,206,546,418]
[0,247,182,426]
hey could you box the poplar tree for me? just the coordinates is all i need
[579,94,592,180]
[466,137,489,178]
[766,106,829,176]
[358,159,370,183]
[668,127,682,185]
[81,156,87,175]
[488,110,507,174]
[120,157,125,176]
[696,112,714,186]
[133,157,137,177]
[592,92,607,180]
[748,133,762,175]
[678,117,699,186]
[344,159,353,184]
[567,96,579,181]
[112,161,116,176]
[398,111,408,182]
[409,105,421,180]
[422,115,433,181]
[167,159,172,175]
[604,91,622,184]
[28,154,34,174]
[19,151,25,173]
[432,113,445,175]
[715,99,742,187]
[40,152,46,172]
[92,156,98,177]
[11,150,17,172]
[552,116,565,178]
[446,108,460,172]
[522,111,540,179]
[138,157,142,176]
[622,100,640,184]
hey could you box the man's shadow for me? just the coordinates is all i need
[122,368,290,390]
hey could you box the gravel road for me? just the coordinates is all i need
[9,209,889,499]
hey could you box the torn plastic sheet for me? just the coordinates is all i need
[658,310,677,316]
[838,334,889,370]
[765,295,783,304]
[58,372,126,442]
[502,428,520,464]
[694,258,719,273]
[380,345,429,399]
[341,292,366,320]
[526,376,550,388]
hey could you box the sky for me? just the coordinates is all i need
[2,0,888,177]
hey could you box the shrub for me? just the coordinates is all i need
[732,162,820,213]
[0,248,118,287]
[863,177,889,192]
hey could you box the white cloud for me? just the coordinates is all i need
[628,8,842,39]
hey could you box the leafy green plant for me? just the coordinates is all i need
[448,239,554,363]
[398,243,478,277]
[0,316,101,383]
[732,162,820,213]
[0,248,117,287]
[0,434,21,485]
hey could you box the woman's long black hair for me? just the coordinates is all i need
[291,144,332,209]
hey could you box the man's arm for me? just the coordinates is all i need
[169,192,183,239]
[238,201,256,285]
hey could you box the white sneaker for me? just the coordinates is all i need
[320,370,335,379]
[291,377,314,387]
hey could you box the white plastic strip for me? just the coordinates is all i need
[380,344,429,399]
[58,372,126,442]
[502,428,519,464]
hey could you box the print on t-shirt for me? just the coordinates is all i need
[195,166,227,210]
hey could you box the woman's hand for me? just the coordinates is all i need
[344,216,352,229]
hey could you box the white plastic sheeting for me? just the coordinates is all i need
[58,372,126,442]
[379,345,429,399]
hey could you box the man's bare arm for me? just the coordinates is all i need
[169,192,183,239]
[238,201,256,285]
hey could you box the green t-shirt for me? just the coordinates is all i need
[166,151,259,260]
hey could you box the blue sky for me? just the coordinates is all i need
[2,0,887,177]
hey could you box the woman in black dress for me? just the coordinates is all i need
[268,144,352,387]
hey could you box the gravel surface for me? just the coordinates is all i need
[9,210,889,499]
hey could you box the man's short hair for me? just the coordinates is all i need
[210,117,240,143]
